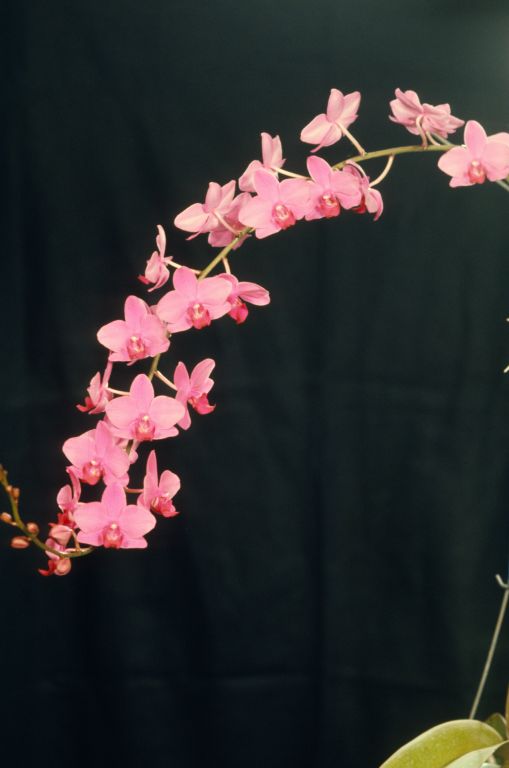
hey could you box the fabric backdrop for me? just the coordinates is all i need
[2,1,509,766]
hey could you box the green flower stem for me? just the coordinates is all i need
[333,141,452,170]
[0,467,92,559]
[469,578,509,719]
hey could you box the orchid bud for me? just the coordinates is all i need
[0,512,13,524]
[26,522,39,535]
[10,536,30,549]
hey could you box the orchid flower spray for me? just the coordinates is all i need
[2,86,509,580]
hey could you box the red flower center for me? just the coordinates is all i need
[134,414,155,441]
[82,459,103,485]
[468,160,486,185]
[318,193,341,218]
[127,335,147,361]
[102,522,123,549]
[272,203,296,230]
[187,303,211,329]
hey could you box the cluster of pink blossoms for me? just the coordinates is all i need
[6,86,509,574]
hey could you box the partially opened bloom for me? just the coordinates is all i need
[174,180,236,238]
[218,273,270,324]
[77,360,113,414]
[207,192,252,249]
[97,295,169,363]
[305,155,362,220]
[239,133,285,193]
[438,120,509,187]
[174,359,216,430]
[56,468,81,526]
[62,421,130,486]
[138,225,172,291]
[389,88,464,138]
[139,450,180,517]
[239,169,310,238]
[156,266,231,332]
[75,483,156,549]
[342,164,383,220]
[300,89,361,152]
[106,374,185,441]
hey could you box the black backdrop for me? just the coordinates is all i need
[2,1,509,766]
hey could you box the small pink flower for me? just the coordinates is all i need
[218,273,270,324]
[389,88,464,138]
[139,450,180,517]
[305,155,362,220]
[56,468,81,526]
[138,225,172,292]
[74,483,156,549]
[97,295,169,364]
[300,89,361,152]
[174,180,236,238]
[174,359,216,430]
[239,169,310,239]
[105,374,185,442]
[239,133,286,193]
[38,543,72,576]
[77,360,113,414]
[156,266,231,332]
[438,120,509,187]
[62,421,130,486]
[342,164,383,220]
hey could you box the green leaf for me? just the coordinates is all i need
[379,719,503,768]
[485,712,507,740]
[444,742,507,768]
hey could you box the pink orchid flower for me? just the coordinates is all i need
[300,89,361,152]
[218,273,270,324]
[62,420,130,486]
[173,358,216,430]
[97,295,169,364]
[156,266,231,332]
[437,120,509,187]
[207,192,252,249]
[77,360,113,414]
[389,88,464,138]
[38,539,73,576]
[56,467,81,526]
[138,225,172,291]
[75,483,156,549]
[238,169,310,239]
[139,450,180,517]
[174,180,237,238]
[342,164,383,220]
[239,133,285,193]
[305,155,362,220]
[105,373,185,442]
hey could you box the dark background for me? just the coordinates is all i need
[2,1,509,766]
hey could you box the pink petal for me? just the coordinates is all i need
[173,361,190,392]
[437,146,471,178]
[74,501,107,532]
[197,275,232,306]
[130,374,155,411]
[97,319,128,353]
[62,432,94,468]
[481,141,509,181]
[174,203,208,233]
[236,281,270,306]
[173,266,198,298]
[159,469,181,497]
[238,159,263,193]
[261,133,283,168]
[118,504,156,539]
[190,359,215,393]
[465,120,487,158]
[339,91,361,124]
[307,155,333,188]
[253,169,280,201]
[124,295,148,329]
[149,395,185,430]
[280,178,311,215]
[238,196,273,230]
[156,291,190,325]
[101,483,127,518]
[300,113,331,146]
[326,89,344,121]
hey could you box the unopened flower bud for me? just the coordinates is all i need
[0,512,13,524]
[26,522,39,535]
[11,536,30,549]
[11,487,20,501]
